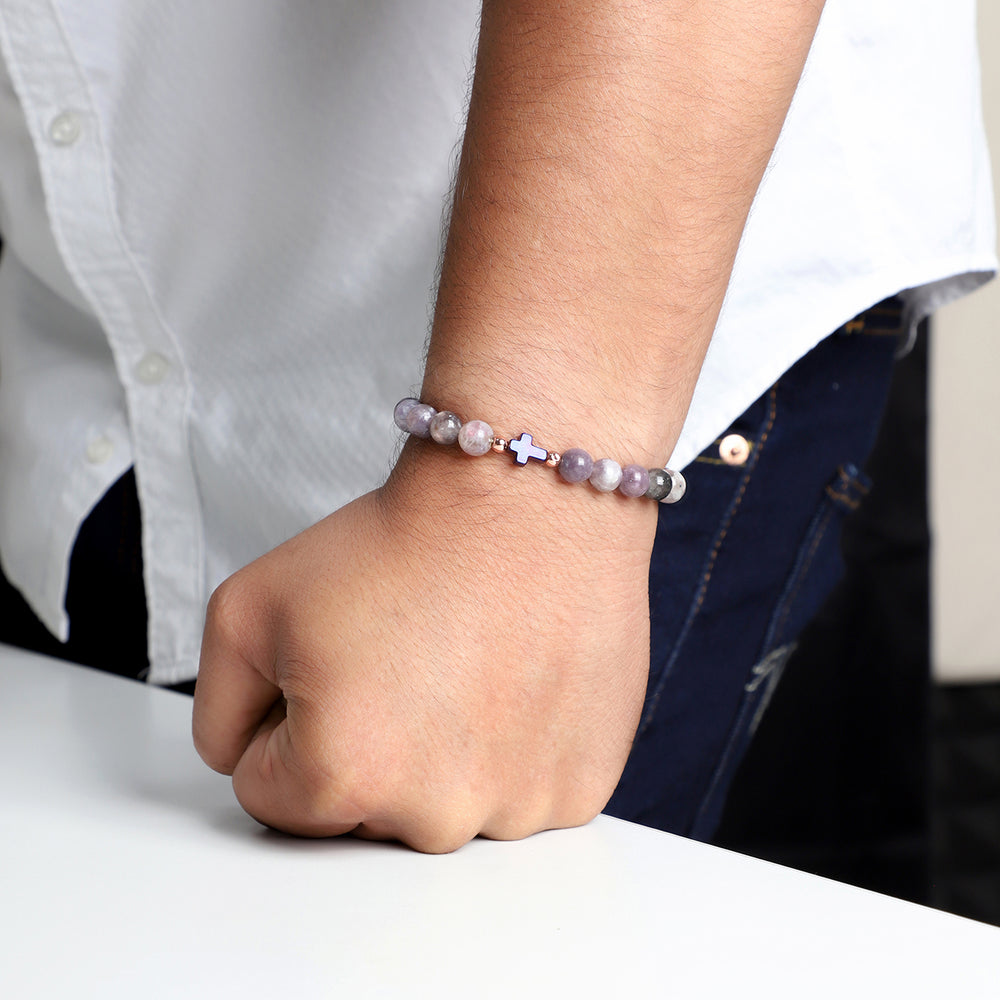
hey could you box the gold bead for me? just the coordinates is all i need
[545,452,561,468]
[491,438,508,453]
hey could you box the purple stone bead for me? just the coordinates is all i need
[619,464,650,498]
[430,410,462,445]
[589,458,623,493]
[458,419,494,456]
[405,402,437,439]
[393,397,420,431]
[558,448,594,484]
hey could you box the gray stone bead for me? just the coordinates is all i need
[458,419,494,456]
[429,410,462,445]
[589,458,623,493]
[660,469,687,504]
[619,464,650,498]
[405,402,437,439]
[393,397,420,431]
[645,468,671,501]
[558,448,594,484]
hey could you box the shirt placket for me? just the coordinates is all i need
[0,0,205,682]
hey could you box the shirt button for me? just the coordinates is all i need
[719,433,751,466]
[135,351,170,385]
[85,436,114,465]
[49,111,82,146]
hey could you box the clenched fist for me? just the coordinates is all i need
[192,440,657,853]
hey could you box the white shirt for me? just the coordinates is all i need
[0,0,994,683]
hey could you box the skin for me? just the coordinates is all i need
[192,0,826,853]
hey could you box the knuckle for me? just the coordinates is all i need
[482,821,540,843]
[201,573,270,670]
[550,786,610,832]
[203,576,251,642]
[482,801,553,843]
[396,802,483,855]
[405,825,478,855]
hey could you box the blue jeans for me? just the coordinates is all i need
[605,299,904,839]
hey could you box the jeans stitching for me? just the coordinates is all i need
[766,500,837,653]
[638,385,779,735]
[825,487,864,511]
[825,466,871,512]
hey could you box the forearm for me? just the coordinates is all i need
[423,0,825,466]
[194,0,828,853]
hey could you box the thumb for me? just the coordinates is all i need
[192,582,282,774]
[231,701,367,838]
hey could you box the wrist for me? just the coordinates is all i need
[379,431,661,579]
[418,351,690,475]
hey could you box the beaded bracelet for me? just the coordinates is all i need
[394,397,686,504]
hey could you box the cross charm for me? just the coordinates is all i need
[508,432,548,466]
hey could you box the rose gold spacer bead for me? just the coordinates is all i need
[545,451,561,468]
[719,433,751,467]
[491,438,509,453]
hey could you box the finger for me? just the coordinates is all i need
[479,802,554,844]
[231,706,364,838]
[192,582,282,774]
[355,800,484,854]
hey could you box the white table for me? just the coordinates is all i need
[2,644,998,998]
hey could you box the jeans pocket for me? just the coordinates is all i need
[687,462,873,840]
[609,319,900,836]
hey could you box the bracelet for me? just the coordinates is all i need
[393,397,686,503]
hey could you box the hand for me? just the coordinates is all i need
[192,441,657,852]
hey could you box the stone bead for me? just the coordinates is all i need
[645,468,671,501]
[589,458,623,493]
[558,448,594,484]
[393,397,420,431]
[429,410,462,446]
[405,402,437,439]
[458,419,494,456]
[660,469,687,504]
[619,464,650,498]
